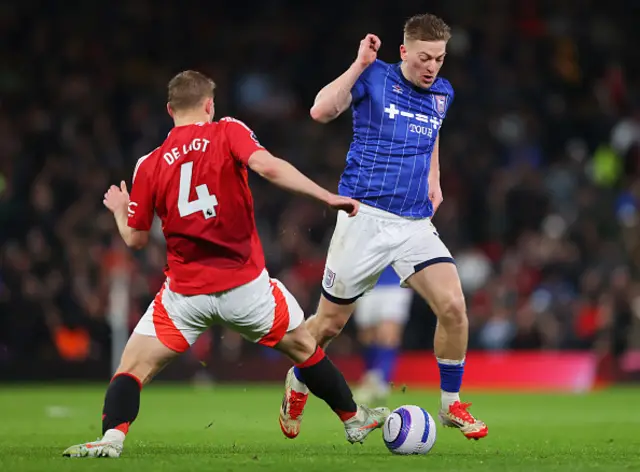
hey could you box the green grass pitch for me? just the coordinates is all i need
[0,384,639,471]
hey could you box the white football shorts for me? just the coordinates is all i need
[322,203,454,304]
[134,269,304,353]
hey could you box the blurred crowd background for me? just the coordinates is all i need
[1,0,640,379]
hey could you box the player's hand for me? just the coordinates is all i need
[428,181,443,215]
[327,194,360,217]
[356,34,381,68]
[103,181,130,216]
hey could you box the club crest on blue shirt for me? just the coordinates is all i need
[323,268,336,288]
[392,84,403,94]
[434,94,447,117]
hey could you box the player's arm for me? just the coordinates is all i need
[103,181,150,250]
[104,156,154,249]
[430,134,440,182]
[249,151,329,199]
[248,150,357,215]
[309,34,381,123]
[223,117,358,215]
[428,135,443,214]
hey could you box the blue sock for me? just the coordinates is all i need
[362,344,379,371]
[375,346,398,383]
[437,358,465,394]
[293,366,304,383]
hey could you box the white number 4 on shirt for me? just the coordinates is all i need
[178,162,218,219]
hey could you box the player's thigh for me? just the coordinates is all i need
[116,332,180,385]
[392,219,466,320]
[304,294,358,346]
[321,209,392,304]
[216,270,305,350]
[133,280,212,359]
[406,263,466,324]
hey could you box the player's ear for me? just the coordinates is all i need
[205,98,214,119]
[166,103,174,118]
[399,44,408,61]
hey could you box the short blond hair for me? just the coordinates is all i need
[167,70,216,112]
[404,14,451,42]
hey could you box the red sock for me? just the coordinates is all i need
[335,409,357,422]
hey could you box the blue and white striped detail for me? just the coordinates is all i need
[383,405,437,455]
[339,60,454,219]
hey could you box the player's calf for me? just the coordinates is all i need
[294,346,357,420]
[280,344,360,441]
[62,372,139,459]
[277,326,387,442]
[63,333,180,458]
[407,262,468,359]
[277,299,359,439]
[290,347,389,443]
[102,372,142,438]
[407,263,487,439]
[434,329,487,440]
[278,324,356,439]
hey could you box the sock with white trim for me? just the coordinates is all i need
[436,357,464,410]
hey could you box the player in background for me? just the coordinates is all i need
[353,266,412,405]
[279,14,488,440]
[62,71,389,459]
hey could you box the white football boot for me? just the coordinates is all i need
[344,405,390,444]
[62,430,124,458]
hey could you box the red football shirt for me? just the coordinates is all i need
[127,117,266,295]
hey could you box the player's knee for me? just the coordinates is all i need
[115,360,154,386]
[116,334,178,386]
[292,333,317,360]
[116,350,166,385]
[318,314,348,340]
[316,304,352,340]
[279,329,318,365]
[436,292,467,327]
[306,315,345,347]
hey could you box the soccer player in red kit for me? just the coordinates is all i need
[63,71,389,459]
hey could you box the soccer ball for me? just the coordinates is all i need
[383,405,437,455]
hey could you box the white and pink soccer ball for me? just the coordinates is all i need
[382,405,437,455]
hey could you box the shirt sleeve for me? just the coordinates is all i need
[127,155,154,231]
[351,77,367,103]
[221,117,265,165]
[351,61,377,104]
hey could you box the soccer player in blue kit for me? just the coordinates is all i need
[353,266,412,406]
[278,13,488,441]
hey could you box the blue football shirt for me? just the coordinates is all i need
[338,59,454,218]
